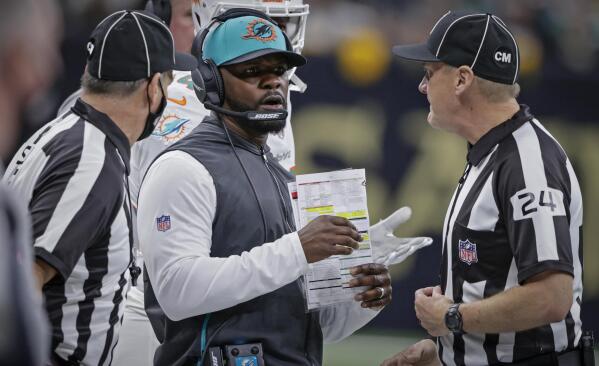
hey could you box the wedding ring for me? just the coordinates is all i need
[377,287,386,299]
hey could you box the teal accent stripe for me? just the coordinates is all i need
[201,313,211,354]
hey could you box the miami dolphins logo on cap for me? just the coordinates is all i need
[242,19,277,43]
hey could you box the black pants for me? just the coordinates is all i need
[508,348,582,366]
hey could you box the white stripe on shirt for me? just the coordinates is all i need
[467,172,499,231]
[33,123,106,253]
[462,280,488,366]
[3,113,79,202]
[512,122,559,261]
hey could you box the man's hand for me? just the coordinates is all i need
[348,263,392,309]
[415,286,452,337]
[298,215,361,263]
[380,339,441,366]
[370,207,433,266]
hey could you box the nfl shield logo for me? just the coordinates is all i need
[458,239,478,265]
[156,215,171,232]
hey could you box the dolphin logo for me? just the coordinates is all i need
[152,115,191,143]
[242,19,277,43]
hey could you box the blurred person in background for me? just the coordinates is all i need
[147,0,196,53]
[3,10,196,366]
[383,10,587,366]
[56,0,196,113]
[0,0,62,159]
[0,0,62,364]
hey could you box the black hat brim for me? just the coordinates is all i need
[174,52,198,71]
[221,49,307,68]
[392,43,440,62]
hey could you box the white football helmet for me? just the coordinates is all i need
[191,0,309,54]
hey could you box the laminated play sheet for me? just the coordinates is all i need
[288,169,373,310]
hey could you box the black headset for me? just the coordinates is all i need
[145,0,172,25]
[190,8,293,112]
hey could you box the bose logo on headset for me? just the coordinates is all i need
[250,113,283,120]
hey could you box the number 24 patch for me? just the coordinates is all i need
[510,188,566,221]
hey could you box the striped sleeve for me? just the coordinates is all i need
[31,122,122,280]
[496,122,574,283]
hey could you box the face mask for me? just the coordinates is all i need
[138,79,168,141]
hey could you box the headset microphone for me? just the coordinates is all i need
[202,102,288,122]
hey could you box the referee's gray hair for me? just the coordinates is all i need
[80,69,147,97]
[475,77,520,102]
[81,69,173,97]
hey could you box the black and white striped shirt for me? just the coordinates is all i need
[438,105,583,365]
[3,99,133,365]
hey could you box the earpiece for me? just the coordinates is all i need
[193,59,223,106]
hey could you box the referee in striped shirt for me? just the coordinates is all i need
[386,10,587,366]
[3,11,195,366]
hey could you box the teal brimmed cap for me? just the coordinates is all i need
[203,15,306,67]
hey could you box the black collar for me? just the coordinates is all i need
[467,104,533,166]
[72,98,131,173]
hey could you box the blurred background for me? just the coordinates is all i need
[9,0,599,364]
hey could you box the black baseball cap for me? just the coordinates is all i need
[86,10,197,81]
[392,11,519,85]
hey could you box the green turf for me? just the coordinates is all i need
[323,331,422,366]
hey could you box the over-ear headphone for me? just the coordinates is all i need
[145,0,172,25]
[190,8,293,110]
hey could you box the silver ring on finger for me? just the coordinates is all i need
[377,286,386,299]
